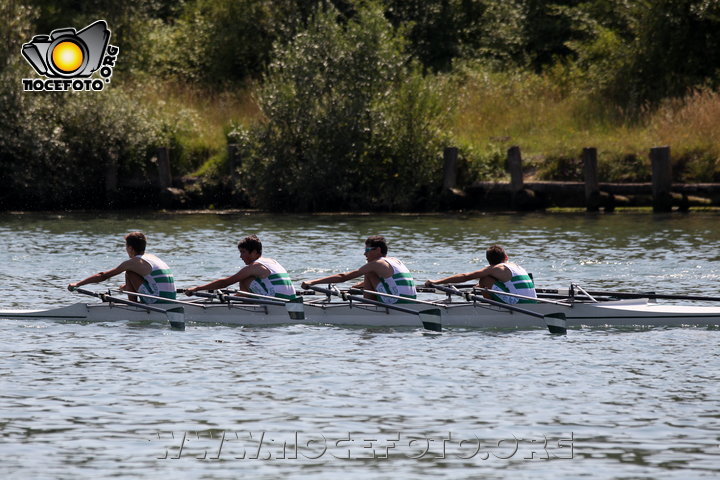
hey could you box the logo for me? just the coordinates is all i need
[21,20,119,92]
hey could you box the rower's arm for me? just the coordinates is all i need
[185,264,265,295]
[426,272,475,286]
[302,268,365,289]
[68,265,126,290]
[185,277,237,294]
[426,265,495,286]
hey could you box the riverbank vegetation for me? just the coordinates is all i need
[1,0,719,210]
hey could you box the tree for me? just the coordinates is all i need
[564,0,720,110]
[238,1,450,211]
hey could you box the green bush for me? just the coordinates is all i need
[564,0,720,111]
[453,142,508,184]
[672,148,720,183]
[238,2,451,211]
[0,75,160,208]
[598,153,650,183]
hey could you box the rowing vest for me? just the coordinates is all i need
[490,262,536,304]
[136,254,176,304]
[374,257,417,304]
[248,257,297,300]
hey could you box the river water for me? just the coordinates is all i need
[0,211,718,479]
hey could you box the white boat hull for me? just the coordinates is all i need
[2,298,720,329]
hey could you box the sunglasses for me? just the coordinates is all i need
[364,246,377,253]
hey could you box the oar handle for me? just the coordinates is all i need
[304,284,337,297]
[114,289,206,308]
[305,285,441,332]
[222,294,287,307]
[220,288,295,303]
[223,290,305,319]
[187,289,288,307]
[185,290,222,301]
[430,283,566,334]
[473,287,572,307]
[71,287,184,330]
[73,287,100,297]
[346,288,444,307]
[430,283,546,319]
[306,285,422,315]
[72,287,174,315]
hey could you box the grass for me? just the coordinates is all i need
[127,79,262,175]
[452,68,720,183]
[121,66,720,184]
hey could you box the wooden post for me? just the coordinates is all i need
[442,147,458,189]
[228,143,240,181]
[582,147,600,212]
[650,146,672,212]
[508,146,535,210]
[507,146,524,192]
[157,147,172,190]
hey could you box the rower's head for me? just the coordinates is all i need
[238,235,262,265]
[124,231,146,257]
[486,245,508,265]
[364,235,387,259]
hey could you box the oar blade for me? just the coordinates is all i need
[419,308,442,332]
[166,306,185,330]
[285,297,305,320]
[545,312,567,334]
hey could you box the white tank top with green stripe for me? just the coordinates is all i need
[249,257,297,300]
[374,257,417,304]
[136,254,176,304]
[490,262,536,304]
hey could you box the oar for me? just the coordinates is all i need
[70,287,185,330]
[112,289,207,308]
[182,289,305,321]
[471,287,573,307]
[416,284,477,293]
[347,287,447,307]
[570,288,720,303]
[220,289,305,320]
[428,283,566,334]
[306,284,442,332]
[184,290,283,305]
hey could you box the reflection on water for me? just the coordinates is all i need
[1,212,719,479]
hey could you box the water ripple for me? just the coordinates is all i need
[1,212,719,479]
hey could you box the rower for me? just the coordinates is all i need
[301,235,417,304]
[184,235,298,300]
[67,231,176,304]
[425,245,537,304]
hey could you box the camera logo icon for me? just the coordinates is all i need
[21,20,119,91]
[22,20,110,78]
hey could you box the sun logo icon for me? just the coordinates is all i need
[51,41,85,73]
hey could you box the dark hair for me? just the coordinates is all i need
[125,231,146,254]
[365,235,388,256]
[238,235,262,255]
[486,245,507,265]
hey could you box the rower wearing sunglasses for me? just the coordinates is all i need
[301,235,417,304]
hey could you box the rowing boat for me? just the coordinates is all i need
[2,295,720,329]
